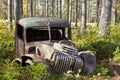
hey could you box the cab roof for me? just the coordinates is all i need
[18,17,70,29]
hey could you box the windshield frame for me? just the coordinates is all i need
[25,27,66,43]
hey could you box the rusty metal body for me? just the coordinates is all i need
[14,17,96,73]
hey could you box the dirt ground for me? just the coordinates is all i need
[107,62,120,77]
[95,62,120,80]
[96,54,120,80]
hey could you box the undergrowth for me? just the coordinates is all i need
[0,22,120,79]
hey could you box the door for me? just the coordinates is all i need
[16,25,25,57]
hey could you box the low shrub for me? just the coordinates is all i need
[112,47,120,62]
[0,60,50,80]
[73,24,120,60]
[0,22,15,62]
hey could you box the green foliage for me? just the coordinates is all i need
[72,24,120,78]
[73,24,120,59]
[110,24,120,44]
[112,47,120,62]
[0,60,19,80]
[94,62,109,76]
[0,22,15,62]
[0,60,50,80]
[1,22,120,79]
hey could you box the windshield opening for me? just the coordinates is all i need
[26,28,63,42]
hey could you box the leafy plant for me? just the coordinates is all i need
[112,47,120,62]
[94,62,109,76]
[0,22,15,62]
[0,60,50,80]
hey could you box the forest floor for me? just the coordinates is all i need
[106,62,120,79]
[91,61,120,80]
[96,54,120,80]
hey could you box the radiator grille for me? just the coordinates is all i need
[51,50,83,73]
[62,44,78,55]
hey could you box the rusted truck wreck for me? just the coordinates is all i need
[13,17,96,73]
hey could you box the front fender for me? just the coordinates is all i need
[78,51,96,73]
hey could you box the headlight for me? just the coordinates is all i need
[28,46,36,54]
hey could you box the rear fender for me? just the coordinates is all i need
[12,54,46,66]
[12,55,34,66]
[12,58,22,64]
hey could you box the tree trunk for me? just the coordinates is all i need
[78,0,82,20]
[113,0,118,25]
[2,1,7,19]
[14,0,20,57]
[30,0,33,17]
[46,0,48,16]
[20,0,23,17]
[34,0,36,16]
[87,0,91,23]
[60,0,62,18]
[56,0,59,17]
[14,0,20,24]
[51,0,54,17]
[99,0,113,36]
[96,0,100,27]
[26,0,29,17]
[81,0,87,33]
[8,0,12,32]
[114,8,117,25]
[67,0,71,40]
[12,0,14,20]
[41,1,45,16]
[75,0,78,28]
